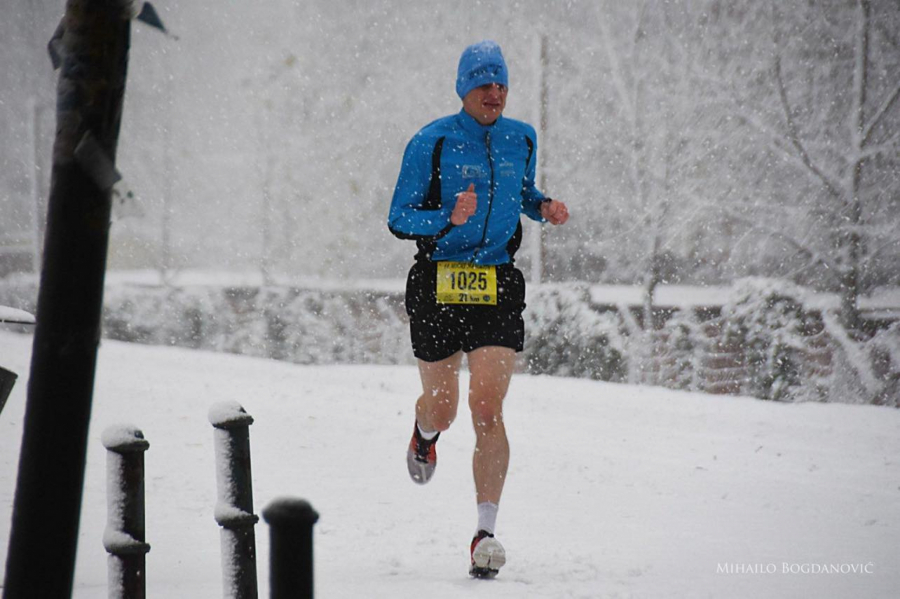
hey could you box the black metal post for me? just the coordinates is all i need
[4,1,130,597]
[0,366,16,416]
[101,426,151,599]
[263,499,319,599]
[209,402,259,599]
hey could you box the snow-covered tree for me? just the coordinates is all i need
[596,3,774,293]
[587,2,748,381]
[720,278,827,402]
[719,0,900,331]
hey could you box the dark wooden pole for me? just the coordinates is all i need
[3,1,131,596]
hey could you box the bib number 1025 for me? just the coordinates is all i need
[436,262,497,305]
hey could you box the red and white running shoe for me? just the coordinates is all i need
[406,422,439,484]
[469,529,505,578]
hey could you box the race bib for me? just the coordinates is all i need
[436,262,497,305]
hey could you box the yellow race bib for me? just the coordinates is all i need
[436,262,497,305]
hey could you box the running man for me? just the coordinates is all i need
[387,40,569,578]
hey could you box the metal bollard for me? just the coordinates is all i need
[263,498,319,599]
[209,401,259,599]
[101,425,151,599]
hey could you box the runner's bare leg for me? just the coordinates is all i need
[416,351,464,432]
[467,346,515,504]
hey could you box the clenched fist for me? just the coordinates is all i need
[451,183,478,225]
[540,199,570,225]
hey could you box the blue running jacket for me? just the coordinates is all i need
[388,110,547,265]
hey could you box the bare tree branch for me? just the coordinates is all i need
[723,209,843,279]
[771,52,844,198]
[875,19,900,50]
[861,237,900,268]
[861,79,900,146]
[688,26,847,201]
[860,132,900,159]
[850,0,870,153]
[597,8,635,127]
[733,107,843,198]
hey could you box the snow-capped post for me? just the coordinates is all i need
[263,498,319,599]
[102,425,151,599]
[209,401,259,599]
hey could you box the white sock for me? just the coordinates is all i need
[477,502,499,535]
[417,422,438,441]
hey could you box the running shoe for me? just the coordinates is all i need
[469,529,505,578]
[406,422,439,484]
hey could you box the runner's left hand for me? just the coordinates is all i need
[541,199,569,225]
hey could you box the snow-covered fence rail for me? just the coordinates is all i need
[209,401,259,599]
[263,499,320,599]
[102,426,151,599]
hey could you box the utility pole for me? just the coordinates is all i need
[161,68,175,286]
[532,34,550,284]
[4,1,131,596]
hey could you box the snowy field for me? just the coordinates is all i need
[1,330,899,598]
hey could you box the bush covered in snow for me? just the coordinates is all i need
[2,276,897,405]
[0,278,631,380]
[868,323,900,407]
[651,309,705,391]
[7,282,415,366]
[822,315,900,408]
[522,285,626,381]
[719,278,828,402]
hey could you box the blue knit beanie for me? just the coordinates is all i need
[456,40,509,99]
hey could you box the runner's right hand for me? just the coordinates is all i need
[451,183,477,225]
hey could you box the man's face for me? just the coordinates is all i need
[462,82,508,126]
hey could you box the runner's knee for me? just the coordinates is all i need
[431,400,458,431]
[419,388,459,431]
[469,395,503,430]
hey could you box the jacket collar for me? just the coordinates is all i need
[456,109,503,136]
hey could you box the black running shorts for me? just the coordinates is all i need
[404,260,526,363]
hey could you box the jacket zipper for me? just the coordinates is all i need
[474,130,495,262]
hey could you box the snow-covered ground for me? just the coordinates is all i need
[1,330,898,598]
